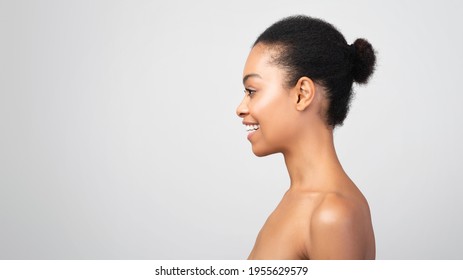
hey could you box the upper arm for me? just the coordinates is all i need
[309,196,366,260]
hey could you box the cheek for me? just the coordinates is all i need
[252,88,287,119]
[253,92,294,139]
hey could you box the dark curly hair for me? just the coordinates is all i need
[254,15,376,127]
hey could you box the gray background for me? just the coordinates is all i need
[1,0,462,259]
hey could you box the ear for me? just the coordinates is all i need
[293,77,316,111]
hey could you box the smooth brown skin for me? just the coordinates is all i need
[236,43,375,260]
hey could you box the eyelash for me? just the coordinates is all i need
[244,88,256,96]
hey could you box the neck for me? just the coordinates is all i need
[282,124,347,192]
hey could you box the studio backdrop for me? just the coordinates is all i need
[1,0,462,259]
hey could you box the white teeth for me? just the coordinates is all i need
[245,124,260,132]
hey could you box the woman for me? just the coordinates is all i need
[236,15,376,260]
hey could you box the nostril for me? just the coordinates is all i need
[237,109,248,118]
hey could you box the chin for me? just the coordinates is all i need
[251,145,278,157]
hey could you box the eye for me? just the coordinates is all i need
[244,88,256,97]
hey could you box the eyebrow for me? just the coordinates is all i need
[242,73,262,85]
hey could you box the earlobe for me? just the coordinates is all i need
[295,77,316,111]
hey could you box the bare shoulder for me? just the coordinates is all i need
[312,193,365,227]
[308,192,374,259]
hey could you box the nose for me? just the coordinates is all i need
[236,96,249,118]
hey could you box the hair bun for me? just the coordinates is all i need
[351,38,376,84]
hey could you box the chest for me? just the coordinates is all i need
[248,198,315,259]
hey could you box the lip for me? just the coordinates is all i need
[247,130,256,140]
[247,128,259,140]
[242,121,260,141]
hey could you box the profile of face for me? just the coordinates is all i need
[236,44,310,157]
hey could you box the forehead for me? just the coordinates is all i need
[243,44,282,80]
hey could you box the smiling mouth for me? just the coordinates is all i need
[245,124,260,132]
